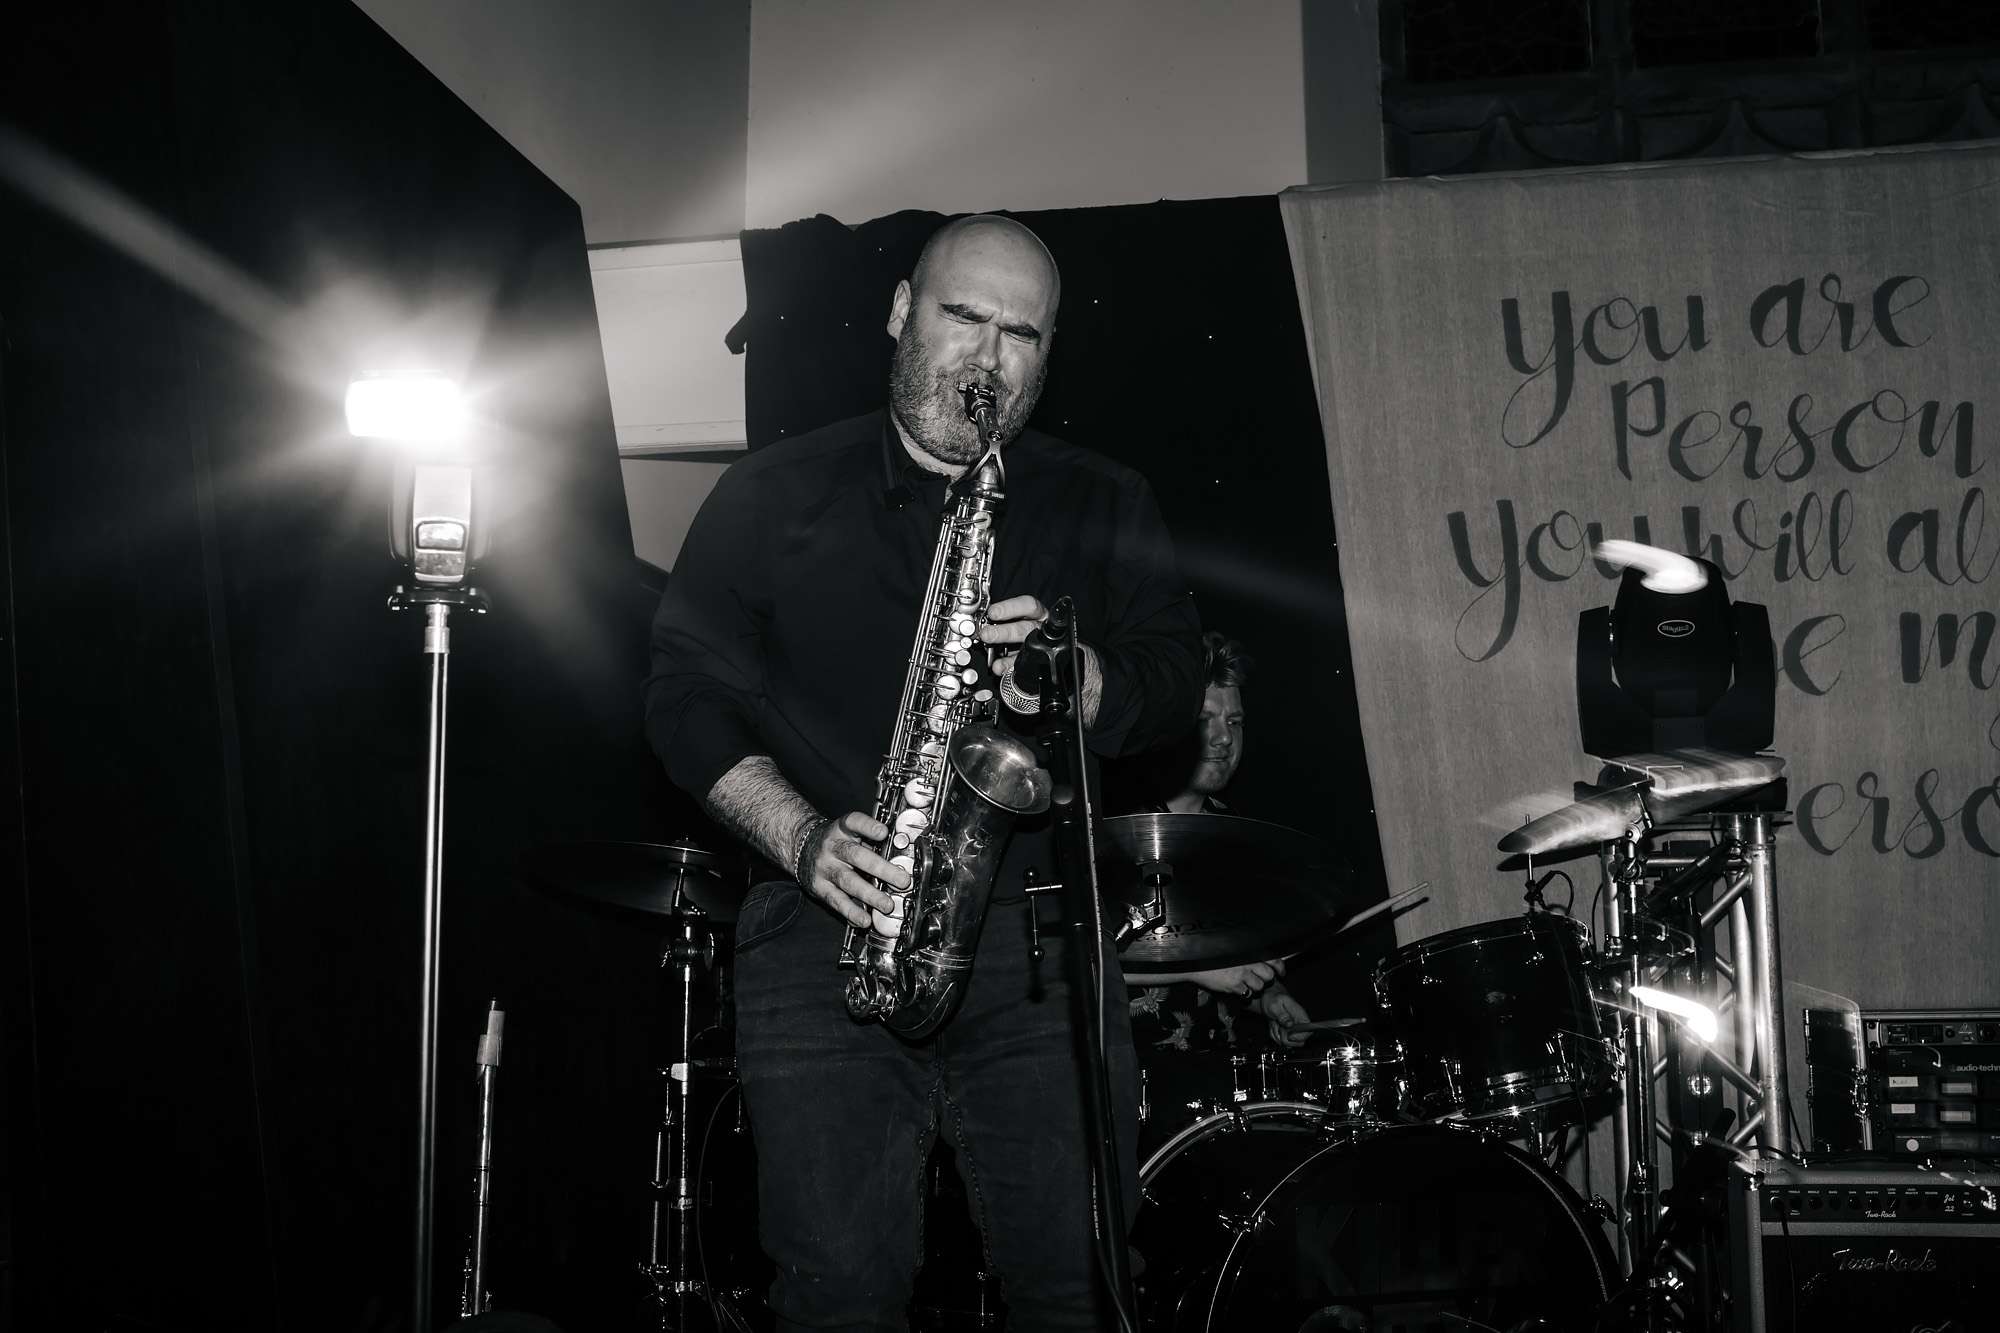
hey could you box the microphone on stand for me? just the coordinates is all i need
[996,600,1074,715]
[460,1000,505,1318]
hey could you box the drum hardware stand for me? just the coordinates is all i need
[640,899,739,1331]
[459,999,505,1318]
[388,581,488,1333]
[1114,861,1170,947]
[1601,827,1660,1275]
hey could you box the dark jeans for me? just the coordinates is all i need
[732,880,1140,1333]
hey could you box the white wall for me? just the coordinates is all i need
[350,0,749,243]
[352,0,1385,572]
[747,0,1310,227]
[589,240,746,571]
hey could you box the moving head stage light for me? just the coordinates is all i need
[1577,543,1775,761]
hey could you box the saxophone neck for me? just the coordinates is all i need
[965,446,1006,499]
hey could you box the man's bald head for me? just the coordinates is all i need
[885,215,1061,472]
[909,215,1061,320]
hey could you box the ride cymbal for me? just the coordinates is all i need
[1098,813,1374,970]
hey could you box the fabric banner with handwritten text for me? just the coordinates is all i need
[1281,145,2000,1009]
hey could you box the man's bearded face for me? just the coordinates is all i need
[889,312,1049,467]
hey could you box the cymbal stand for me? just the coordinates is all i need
[1602,829,1657,1275]
[640,902,734,1331]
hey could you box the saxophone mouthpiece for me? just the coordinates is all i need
[959,382,1001,446]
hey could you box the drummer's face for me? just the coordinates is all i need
[1191,685,1244,794]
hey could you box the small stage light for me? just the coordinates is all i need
[347,372,480,588]
[344,370,465,443]
[1630,984,1719,1043]
[1596,539,1708,594]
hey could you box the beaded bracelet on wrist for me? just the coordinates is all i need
[792,814,833,887]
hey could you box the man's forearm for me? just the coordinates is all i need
[1080,642,1103,728]
[703,755,819,872]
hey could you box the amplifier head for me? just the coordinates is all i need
[1729,1159,1999,1332]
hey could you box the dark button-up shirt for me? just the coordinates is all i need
[644,409,1204,894]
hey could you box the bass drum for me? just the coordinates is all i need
[1135,1111,1613,1333]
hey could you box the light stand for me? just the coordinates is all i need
[392,580,487,1333]
[346,372,485,1333]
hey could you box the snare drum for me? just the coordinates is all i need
[1259,1025,1404,1121]
[1374,913,1616,1125]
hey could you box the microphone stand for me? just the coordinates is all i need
[1027,597,1138,1327]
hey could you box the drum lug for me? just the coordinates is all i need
[1215,1207,1268,1238]
[1584,1194,1618,1226]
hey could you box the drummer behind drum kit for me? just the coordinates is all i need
[1119,750,1783,1333]
[493,542,1838,1332]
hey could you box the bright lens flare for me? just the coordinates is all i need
[1630,985,1719,1042]
[345,373,465,443]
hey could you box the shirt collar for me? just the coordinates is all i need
[878,412,956,510]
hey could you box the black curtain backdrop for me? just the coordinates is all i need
[3,4,694,1330]
[736,200,1392,1016]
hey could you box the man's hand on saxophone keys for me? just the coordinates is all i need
[795,810,912,932]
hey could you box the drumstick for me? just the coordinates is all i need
[1330,882,1427,937]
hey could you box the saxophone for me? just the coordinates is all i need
[837,385,1052,1039]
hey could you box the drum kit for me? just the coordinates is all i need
[508,748,1785,1332]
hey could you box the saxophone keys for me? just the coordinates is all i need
[894,809,929,845]
[903,777,937,809]
[953,615,978,637]
[874,871,913,938]
[934,672,962,700]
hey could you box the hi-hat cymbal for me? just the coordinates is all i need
[1497,752,1785,856]
[520,840,742,923]
[1603,750,1784,800]
[1097,813,1373,970]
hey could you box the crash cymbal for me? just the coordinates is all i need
[1497,784,1648,857]
[520,839,742,923]
[1097,813,1372,970]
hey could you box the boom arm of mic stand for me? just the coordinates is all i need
[1030,599,1138,1330]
